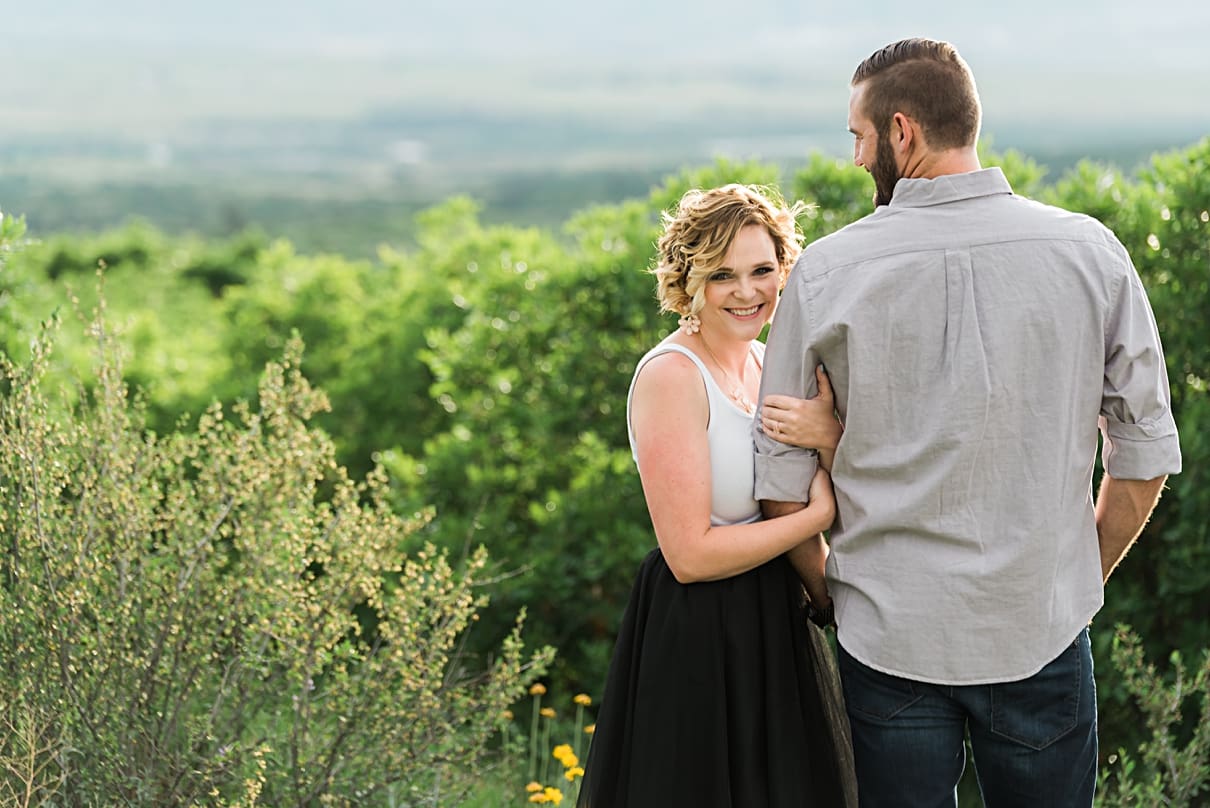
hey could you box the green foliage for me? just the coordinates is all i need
[0,211,30,355]
[2,140,1208,773]
[0,302,551,805]
[0,211,27,252]
[648,157,785,214]
[179,228,265,296]
[978,141,1050,198]
[790,153,874,241]
[0,223,254,430]
[385,195,665,692]
[1096,625,1210,806]
[1121,139,1210,648]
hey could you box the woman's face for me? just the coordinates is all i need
[698,223,781,341]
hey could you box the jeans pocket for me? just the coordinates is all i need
[989,632,1087,751]
[839,647,921,721]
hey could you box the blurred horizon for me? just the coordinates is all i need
[3,1,1209,254]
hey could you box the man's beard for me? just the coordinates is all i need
[871,134,901,207]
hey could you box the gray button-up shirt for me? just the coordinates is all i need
[754,167,1182,685]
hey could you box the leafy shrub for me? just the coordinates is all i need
[1097,625,1210,806]
[385,194,662,693]
[0,281,552,805]
[2,138,1207,766]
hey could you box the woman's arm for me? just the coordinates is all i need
[631,353,836,584]
[760,364,843,470]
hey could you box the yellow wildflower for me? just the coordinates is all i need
[501,709,514,721]
[552,744,577,768]
[574,693,592,706]
[526,781,543,792]
[584,723,596,735]
[529,793,547,803]
[540,707,557,718]
[529,683,547,695]
[544,786,564,804]
[565,766,585,781]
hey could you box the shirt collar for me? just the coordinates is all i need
[888,167,1013,209]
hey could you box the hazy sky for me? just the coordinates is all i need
[4,1,1208,165]
[8,0,1209,66]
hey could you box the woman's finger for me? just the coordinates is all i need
[760,394,796,413]
[814,364,834,402]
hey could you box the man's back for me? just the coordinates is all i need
[755,167,1180,684]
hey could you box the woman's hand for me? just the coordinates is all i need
[760,364,843,451]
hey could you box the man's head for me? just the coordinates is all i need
[848,38,982,205]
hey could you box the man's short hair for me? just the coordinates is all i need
[852,38,982,150]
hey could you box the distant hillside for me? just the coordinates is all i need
[2,0,1207,251]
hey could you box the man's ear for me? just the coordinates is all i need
[891,111,918,156]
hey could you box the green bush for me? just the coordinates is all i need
[0,276,552,804]
[2,139,1207,764]
[1097,625,1210,806]
[383,194,663,692]
[0,223,247,432]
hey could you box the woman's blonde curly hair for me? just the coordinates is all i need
[653,183,806,318]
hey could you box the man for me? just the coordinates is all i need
[753,38,1182,807]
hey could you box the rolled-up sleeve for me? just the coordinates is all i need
[1100,249,1182,479]
[754,258,821,503]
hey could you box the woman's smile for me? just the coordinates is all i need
[726,303,765,320]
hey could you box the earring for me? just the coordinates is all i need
[678,313,701,335]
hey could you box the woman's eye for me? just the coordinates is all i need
[709,272,731,282]
[754,266,775,275]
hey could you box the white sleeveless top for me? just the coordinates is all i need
[626,341,766,526]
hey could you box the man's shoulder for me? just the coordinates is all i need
[801,194,1126,258]
[796,210,890,270]
[1000,193,1125,248]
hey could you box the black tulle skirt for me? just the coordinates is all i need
[578,549,858,807]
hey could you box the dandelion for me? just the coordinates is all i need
[502,710,514,721]
[522,689,597,804]
[553,744,578,769]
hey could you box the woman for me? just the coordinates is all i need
[578,184,855,807]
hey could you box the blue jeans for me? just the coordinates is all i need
[838,628,1097,808]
